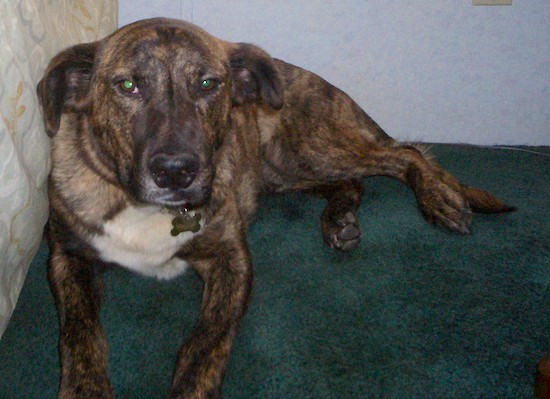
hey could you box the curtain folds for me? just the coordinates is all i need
[0,0,118,338]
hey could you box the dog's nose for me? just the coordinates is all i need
[149,153,199,189]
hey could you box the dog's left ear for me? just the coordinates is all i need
[230,43,284,110]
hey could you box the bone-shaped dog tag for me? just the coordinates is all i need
[171,212,202,236]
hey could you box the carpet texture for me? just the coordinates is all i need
[0,144,548,399]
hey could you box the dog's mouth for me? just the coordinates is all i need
[128,165,212,210]
[139,178,212,209]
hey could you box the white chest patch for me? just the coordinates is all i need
[92,206,204,280]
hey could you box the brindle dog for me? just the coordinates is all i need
[37,18,514,399]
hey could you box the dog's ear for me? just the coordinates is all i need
[230,43,284,110]
[36,42,98,137]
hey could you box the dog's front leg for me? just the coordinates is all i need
[48,243,114,399]
[168,231,253,399]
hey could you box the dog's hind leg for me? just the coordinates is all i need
[315,142,475,234]
[272,131,513,234]
[307,179,364,251]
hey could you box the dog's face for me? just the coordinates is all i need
[38,18,283,209]
[91,20,233,208]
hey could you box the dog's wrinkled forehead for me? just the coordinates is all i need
[97,18,229,76]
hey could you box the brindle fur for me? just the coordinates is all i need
[37,18,514,399]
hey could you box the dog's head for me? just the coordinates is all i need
[37,18,283,209]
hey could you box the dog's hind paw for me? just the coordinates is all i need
[322,211,362,252]
[417,181,473,235]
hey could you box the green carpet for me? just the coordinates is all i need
[1,144,548,399]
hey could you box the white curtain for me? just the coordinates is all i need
[0,0,118,338]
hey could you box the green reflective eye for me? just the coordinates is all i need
[120,79,137,94]
[200,78,216,92]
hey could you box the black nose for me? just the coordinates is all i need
[148,153,199,189]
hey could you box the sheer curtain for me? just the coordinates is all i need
[0,0,118,338]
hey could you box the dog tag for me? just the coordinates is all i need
[171,211,202,236]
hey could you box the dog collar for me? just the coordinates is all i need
[168,207,202,236]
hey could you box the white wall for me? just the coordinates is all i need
[119,1,550,146]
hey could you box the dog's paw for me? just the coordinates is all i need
[322,211,362,252]
[418,180,472,234]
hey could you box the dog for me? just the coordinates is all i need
[37,17,514,399]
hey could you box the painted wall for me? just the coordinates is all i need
[119,1,550,146]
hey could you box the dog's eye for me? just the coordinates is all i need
[200,78,218,92]
[119,79,140,95]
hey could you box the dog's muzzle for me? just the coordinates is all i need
[136,149,210,208]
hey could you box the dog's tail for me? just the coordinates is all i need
[400,142,516,214]
[431,159,516,214]
[461,185,516,214]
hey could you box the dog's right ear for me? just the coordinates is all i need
[36,42,98,137]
